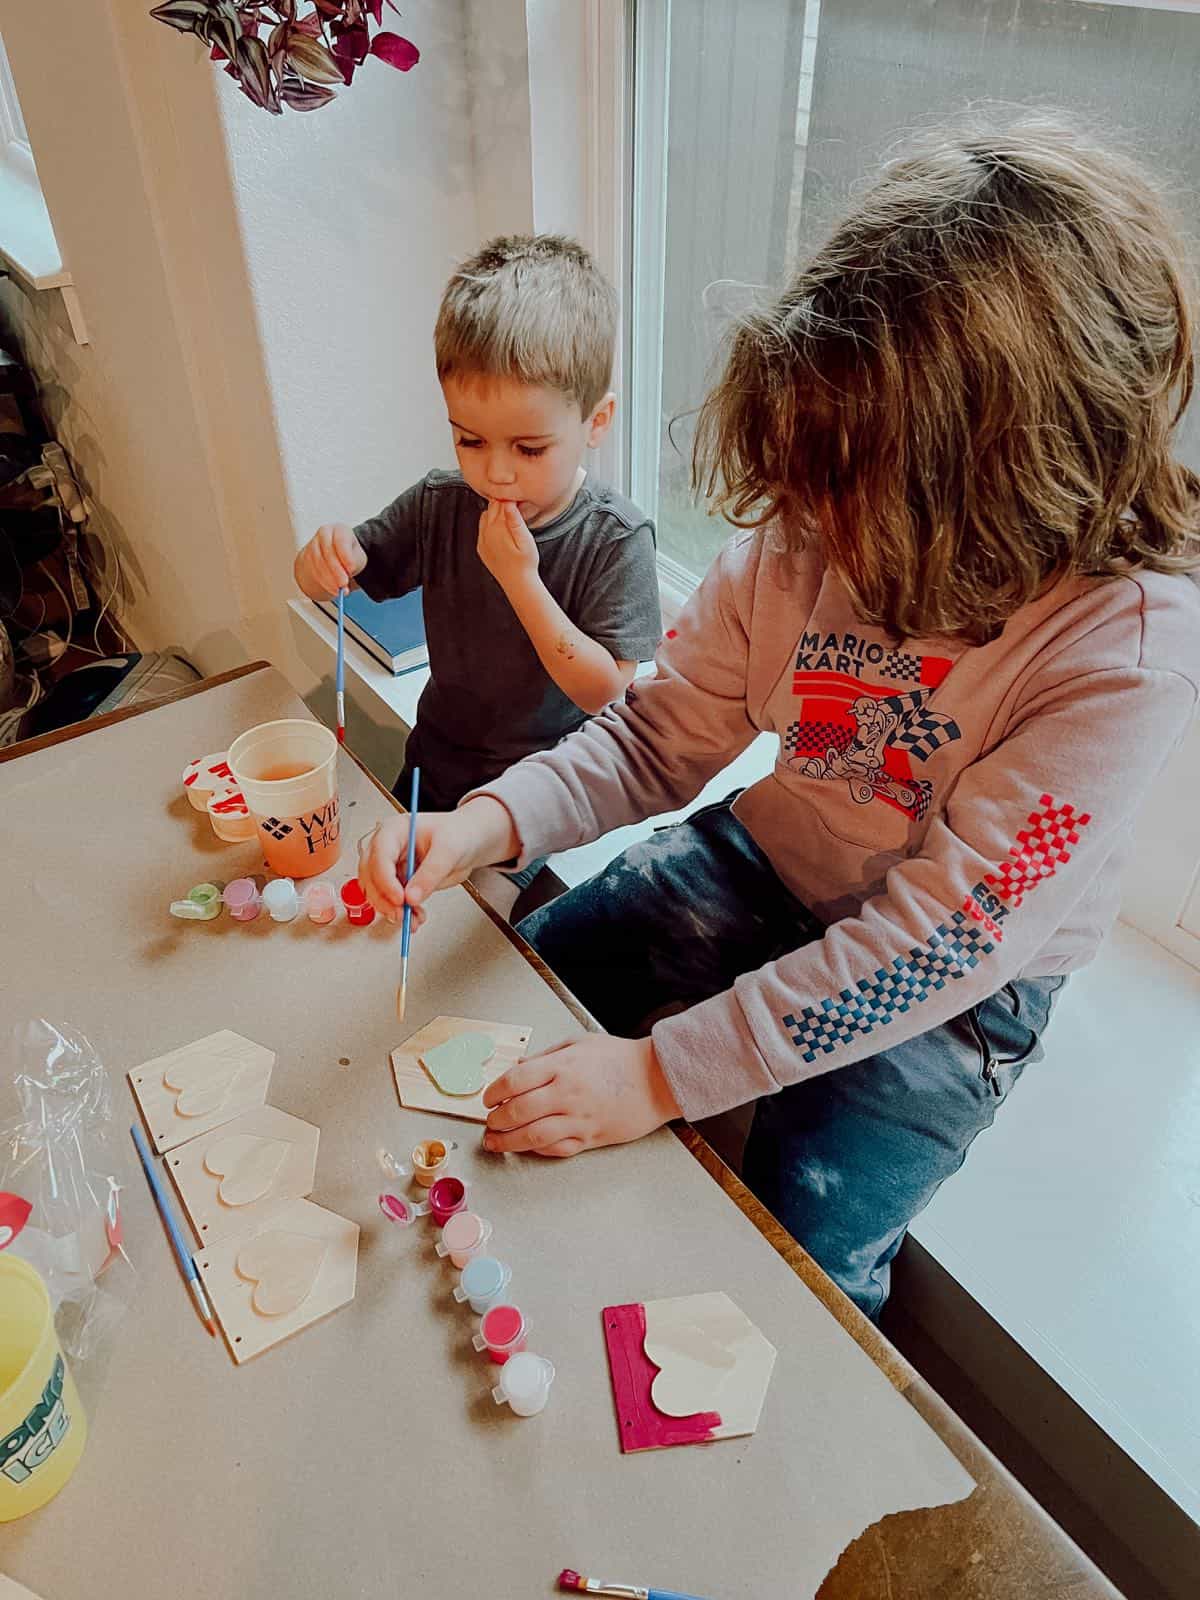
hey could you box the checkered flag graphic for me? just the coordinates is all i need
[262,818,293,840]
[782,911,995,1062]
[783,720,853,760]
[985,795,1091,907]
[883,649,923,683]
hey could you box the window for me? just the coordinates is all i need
[630,0,1200,588]
[0,33,31,165]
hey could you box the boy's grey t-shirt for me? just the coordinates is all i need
[354,470,662,803]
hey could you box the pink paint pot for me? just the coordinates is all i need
[222,878,262,922]
[304,880,338,925]
[378,1192,428,1227]
[340,878,375,926]
[434,1211,492,1269]
[427,1176,467,1227]
[473,1302,527,1365]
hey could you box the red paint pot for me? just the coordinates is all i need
[473,1302,527,1365]
[428,1176,467,1227]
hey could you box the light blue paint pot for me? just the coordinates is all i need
[453,1255,511,1315]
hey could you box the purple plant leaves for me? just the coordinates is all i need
[279,74,337,110]
[235,33,280,111]
[150,0,212,34]
[154,0,418,114]
[287,34,344,83]
[369,30,418,70]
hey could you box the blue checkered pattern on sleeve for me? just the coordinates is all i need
[782,911,995,1062]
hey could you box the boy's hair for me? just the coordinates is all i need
[435,235,617,416]
[694,116,1200,644]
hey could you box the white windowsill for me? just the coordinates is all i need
[0,148,88,343]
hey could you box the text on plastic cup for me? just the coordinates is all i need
[453,1256,511,1315]
[182,752,233,812]
[473,1302,527,1364]
[435,1211,491,1269]
[412,1139,450,1187]
[428,1176,467,1226]
[492,1352,555,1416]
[340,879,375,926]
[222,879,261,921]
[207,789,257,843]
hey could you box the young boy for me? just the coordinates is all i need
[294,234,661,907]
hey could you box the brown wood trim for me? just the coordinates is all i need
[0,661,271,765]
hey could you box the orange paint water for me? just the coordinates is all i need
[257,762,316,781]
[254,802,341,877]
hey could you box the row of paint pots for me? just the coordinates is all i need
[377,1145,555,1418]
[169,876,376,925]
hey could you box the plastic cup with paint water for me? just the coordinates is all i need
[411,1138,453,1188]
[228,718,340,879]
[492,1352,555,1417]
[434,1211,493,1270]
[428,1176,468,1227]
[206,788,257,843]
[0,1255,88,1520]
[473,1303,527,1364]
[304,880,337,925]
[453,1256,511,1315]
[378,1192,429,1227]
[223,878,262,922]
[340,878,375,927]
[262,877,300,922]
[182,751,234,812]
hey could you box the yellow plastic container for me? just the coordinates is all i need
[0,1254,87,1520]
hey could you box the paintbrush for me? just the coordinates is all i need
[130,1123,216,1338]
[558,1572,711,1600]
[397,764,420,1020]
[335,586,346,745]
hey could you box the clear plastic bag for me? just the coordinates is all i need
[0,1020,135,1363]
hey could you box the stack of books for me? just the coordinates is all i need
[316,588,427,676]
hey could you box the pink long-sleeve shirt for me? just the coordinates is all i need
[473,532,1200,1120]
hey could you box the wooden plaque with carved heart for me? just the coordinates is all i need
[195,1197,359,1364]
[128,1030,275,1153]
[390,1016,532,1123]
[165,1105,320,1246]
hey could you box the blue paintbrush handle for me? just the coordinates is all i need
[650,1591,711,1600]
[400,765,420,958]
[335,587,346,693]
[130,1123,198,1284]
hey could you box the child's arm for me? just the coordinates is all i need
[478,501,637,714]
[295,480,429,603]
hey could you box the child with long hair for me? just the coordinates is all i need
[359,120,1200,1315]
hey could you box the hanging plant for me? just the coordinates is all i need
[150,1,419,115]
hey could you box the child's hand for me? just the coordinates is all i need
[357,797,520,921]
[477,500,539,592]
[294,523,367,600]
[481,1036,682,1158]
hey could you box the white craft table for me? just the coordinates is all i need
[0,664,1119,1599]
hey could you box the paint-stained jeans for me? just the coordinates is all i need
[516,796,1065,1319]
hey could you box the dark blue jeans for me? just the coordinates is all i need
[517,797,1064,1318]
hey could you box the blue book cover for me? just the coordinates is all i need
[317,587,427,676]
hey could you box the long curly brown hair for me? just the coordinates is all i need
[693,117,1200,644]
